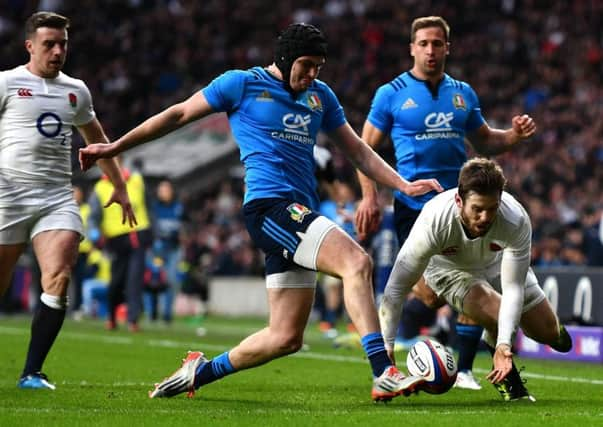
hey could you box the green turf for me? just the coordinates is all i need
[0,315,601,426]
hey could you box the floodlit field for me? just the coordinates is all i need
[0,315,601,427]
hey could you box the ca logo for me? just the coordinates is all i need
[283,113,311,135]
[425,112,454,130]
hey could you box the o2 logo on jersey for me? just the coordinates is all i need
[36,112,67,145]
[283,113,311,135]
[424,112,454,130]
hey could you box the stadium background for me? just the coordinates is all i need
[0,1,601,327]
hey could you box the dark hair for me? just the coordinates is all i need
[274,23,327,92]
[410,16,450,43]
[458,158,507,201]
[25,11,70,39]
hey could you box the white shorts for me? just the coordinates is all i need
[424,265,546,314]
[0,183,83,244]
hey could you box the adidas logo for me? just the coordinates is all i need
[256,90,274,102]
[401,98,417,109]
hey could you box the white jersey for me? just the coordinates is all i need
[380,189,532,348]
[0,65,95,186]
[404,189,531,275]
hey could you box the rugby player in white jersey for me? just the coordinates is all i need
[0,11,136,390]
[379,158,572,401]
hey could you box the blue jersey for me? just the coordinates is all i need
[367,72,485,210]
[203,67,346,210]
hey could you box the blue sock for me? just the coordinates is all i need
[194,351,236,388]
[361,332,391,377]
[456,323,483,372]
[324,309,337,326]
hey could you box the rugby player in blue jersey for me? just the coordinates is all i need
[354,16,536,393]
[79,23,443,402]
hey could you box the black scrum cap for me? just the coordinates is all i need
[274,23,327,93]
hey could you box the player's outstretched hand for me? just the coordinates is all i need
[511,114,536,140]
[79,143,117,171]
[486,344,513,384]
[403,178,443,197]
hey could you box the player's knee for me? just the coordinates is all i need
[42,269,71,295]
[344,250,373,279]
[274,332,304,355]
[418,291,443,308]
[457,313,479,325]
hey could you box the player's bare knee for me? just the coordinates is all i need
[343,250,372,280]
[419,290,443,308]
[274,333,304,355]
[41,269,70,295]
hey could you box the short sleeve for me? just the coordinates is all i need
[72,82,96,126]
[202,70,247,113]
[366,84,394,134]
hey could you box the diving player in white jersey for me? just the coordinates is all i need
[0,12,136,390]
[379,158,572,401]
[355,16,537,391]
[79,23,444,402]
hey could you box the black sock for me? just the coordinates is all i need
[455,323,483,372]
[21,302,66,377]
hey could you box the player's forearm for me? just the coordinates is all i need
[379,294,403,349]
[354,142,409,194]
[497,283,524,347]
[113,105,188,154]
[356,169,379,201]
[380,256,424,347]
[497,255,528,346]
[477,128,521,155]
[97,158,126,190]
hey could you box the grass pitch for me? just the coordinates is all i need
[0,314,601,427]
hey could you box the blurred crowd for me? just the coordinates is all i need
[1,0,602,320]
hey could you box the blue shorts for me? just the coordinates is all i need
[393,198,421,247]
[243,198,322,275]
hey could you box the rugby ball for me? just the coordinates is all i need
[406,338,457,394]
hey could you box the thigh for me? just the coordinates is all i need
[0,183,40,244]
[267,287,315,336]
[314,224,367,277]
[412,276,445,308]
[426,267,499,329]
[461,283,500,331]
[0,244,28,294]
[519,297,559,342]
[33,229,80,289]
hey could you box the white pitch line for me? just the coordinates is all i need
[1,325,602,386]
